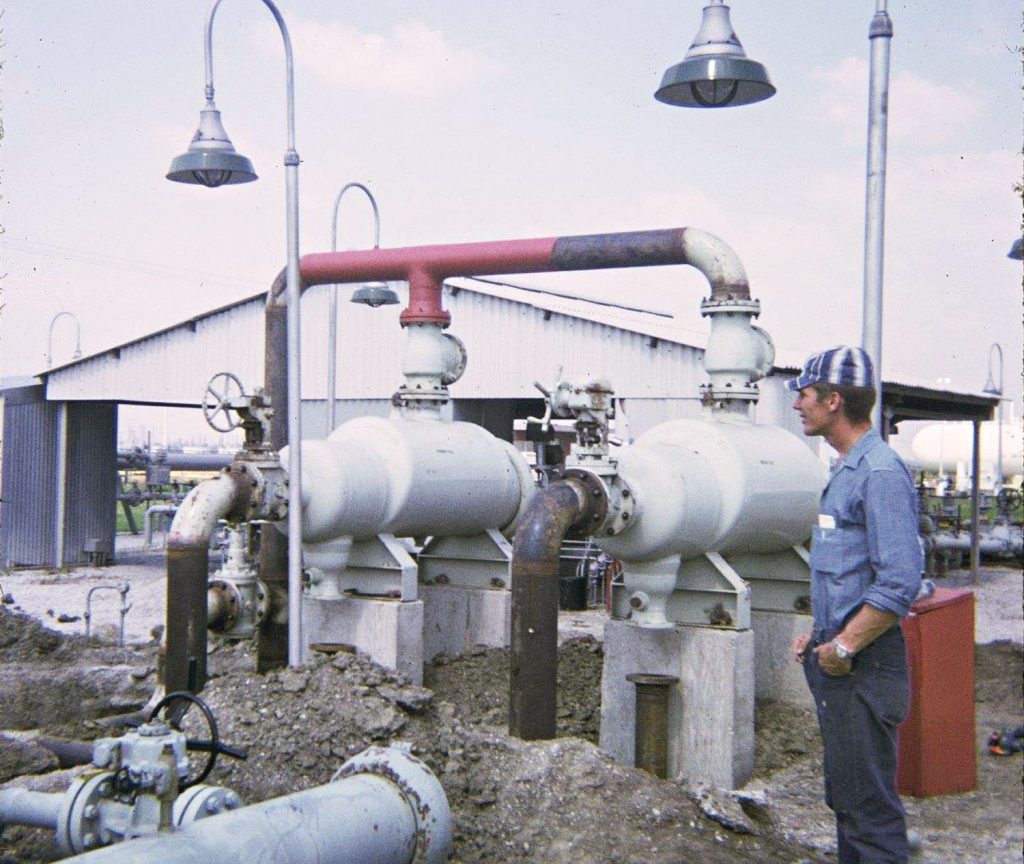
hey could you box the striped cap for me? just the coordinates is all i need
[785,346,875,391]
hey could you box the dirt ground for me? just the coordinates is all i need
[0,554,1021,864]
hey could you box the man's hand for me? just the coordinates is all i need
[793,633,812,663]
[814,641,853,677]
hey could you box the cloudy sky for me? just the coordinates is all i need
[2,0,1021,424]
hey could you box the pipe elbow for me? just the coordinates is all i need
[168,469,254,549]
[680,228,750,300]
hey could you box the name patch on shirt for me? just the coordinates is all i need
[818,514,836,529]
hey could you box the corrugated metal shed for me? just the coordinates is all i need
[43,279,715,406]
[0,385,59,567]
[0,384,117,568]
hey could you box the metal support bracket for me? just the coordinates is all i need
[309,534,418,602]
[727,545,812,615]
[418,529,513,590]
[612,552,752,630]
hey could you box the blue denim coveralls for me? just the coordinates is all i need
[804,429,923,864]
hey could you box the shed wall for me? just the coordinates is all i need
[0,386,59,567]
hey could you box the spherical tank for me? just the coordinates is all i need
[599,418,824,562]
[287,417,533,543]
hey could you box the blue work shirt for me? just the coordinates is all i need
[809,428,923,637]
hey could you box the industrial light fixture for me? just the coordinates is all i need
[167,0,306,669]
[1009,237,1023,260]
[655,0,774,108]
[167,107,257,187]
[351,282,399,307]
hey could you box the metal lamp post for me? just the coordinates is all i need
[167,0,305,667]
[861,0,893,434]
[983,342,1004,489]
[326,183,396,432]
[655,0,774,108]
[46,311,83,369]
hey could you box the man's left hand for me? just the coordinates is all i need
[814,641,853,677]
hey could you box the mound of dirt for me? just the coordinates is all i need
[1,615,1021,864]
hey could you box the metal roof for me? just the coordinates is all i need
[37,276,995,425]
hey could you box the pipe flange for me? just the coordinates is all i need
[334,744,452,864]
[207,580,242,632]
[173,784,243,826]
[699,296,761,317]
[562,468,610,537]
[55,772,112,855]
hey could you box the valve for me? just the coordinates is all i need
[201,372,275,453]
[53,692,245,855]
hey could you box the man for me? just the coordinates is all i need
[788,346,922,864]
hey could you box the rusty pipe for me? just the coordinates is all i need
[165,469,254,694]
[259,268,291,673]
[509,478,594,740]
[626,673,680,779]
[299,227,750,328]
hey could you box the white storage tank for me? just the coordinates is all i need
[284,416,534,543]
[599,417,825,562]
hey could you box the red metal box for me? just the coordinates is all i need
[897,588,977,797]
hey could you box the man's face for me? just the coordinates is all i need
[793,386,835,437]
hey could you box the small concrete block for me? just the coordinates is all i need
[751,610,814,710]
[600,620,755,789]
[301,596,424,684]
[421,584,510,660]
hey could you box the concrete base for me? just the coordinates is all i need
[751,610,814,710]
[599,620,755,789]
[301,596,424,685]
[420,584,510,661]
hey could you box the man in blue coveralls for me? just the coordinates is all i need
[788,346,922,864]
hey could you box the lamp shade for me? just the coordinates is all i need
[656,1,775,108]
[1009,237,1023,261]
[167,107,257,187]
[351,282,400,307]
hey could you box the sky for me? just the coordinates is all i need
[2,1,1022,437]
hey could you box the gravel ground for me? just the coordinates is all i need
[1,535,1021,864]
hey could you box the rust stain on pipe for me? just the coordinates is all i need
[509,478,591,740]
[626,673,680,779]
[298,227,749,329]
[165,471,254,695]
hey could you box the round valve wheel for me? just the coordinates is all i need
[150,691,223,790]
[202,372,246,433]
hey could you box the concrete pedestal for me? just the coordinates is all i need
[420,584,510,661]
[751,610,814,709]
[301,596,424,684]
[599,620,755,789]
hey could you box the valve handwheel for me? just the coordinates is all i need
[202,372,246,433]
[996,487,1022,513]
[150,691,246,789]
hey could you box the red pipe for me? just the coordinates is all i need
[298,227,750,327]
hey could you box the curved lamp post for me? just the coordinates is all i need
[326,183,397,432]
[46,311,83,369]
[167,0,304,667]
[983,342,1004,489]
[655,0,774,108]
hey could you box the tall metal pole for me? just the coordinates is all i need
[986,343,1004,489]
[861,0,892,435]
[203,0,304,666]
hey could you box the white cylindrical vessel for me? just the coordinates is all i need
[600,417,824,562]
[283,417,534,543]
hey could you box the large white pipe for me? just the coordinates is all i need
[599,419,824,563]
[28,746,451,864]
[282,417,533,543]
[0,788,63,830]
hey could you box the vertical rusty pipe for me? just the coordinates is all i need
[626,673,680,779]
[509,479,591,740]
[259,269,290,672]
[165,471,253,694]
